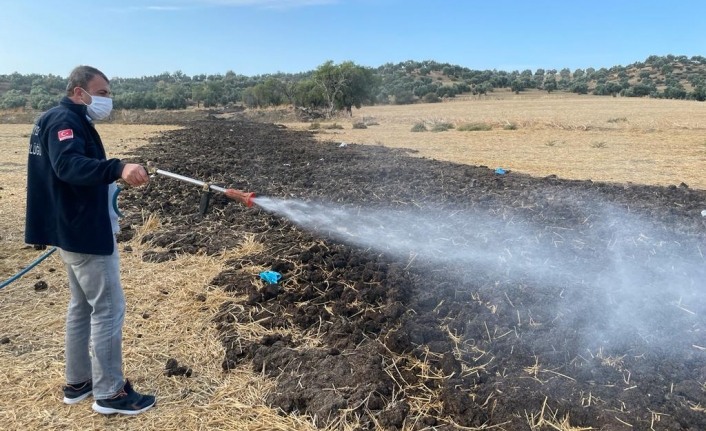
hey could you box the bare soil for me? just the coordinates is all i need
[110,118,705,430]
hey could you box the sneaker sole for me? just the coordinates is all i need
[63,391,92,405]
[92,400,155,415]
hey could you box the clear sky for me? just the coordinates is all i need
[1,0,704,79]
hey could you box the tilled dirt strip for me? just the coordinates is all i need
[117,119,706,430]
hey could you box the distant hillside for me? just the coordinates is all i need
[383,54,706,101]
[1,54,704,111]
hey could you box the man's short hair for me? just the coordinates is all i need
[65,66,109,96]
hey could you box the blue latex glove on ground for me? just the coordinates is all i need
[259,271,282,284]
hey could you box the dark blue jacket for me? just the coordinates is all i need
[25,97,125,255]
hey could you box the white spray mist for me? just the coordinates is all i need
[253,194,706,354]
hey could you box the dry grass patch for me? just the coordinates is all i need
[457,122,493,132]
[287,94,706,189]
[0,123,324,431]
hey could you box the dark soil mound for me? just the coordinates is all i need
[119,119,706,430]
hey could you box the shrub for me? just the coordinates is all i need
[31,93,59,111]
[392,90,415,105]
[422,92,441,103]
[352,122,367,129]
[322,123,344,130]
[309,122,321,130]
[411,122,427,132]
[503,122,518,130]
[29,86,59,111]
[0,90,27,109]
[431,123,454,132]
[457,122,492,131]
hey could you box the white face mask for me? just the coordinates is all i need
[81,88,113,121]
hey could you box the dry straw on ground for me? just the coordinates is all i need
[0,124,321,431]
[289,92,706,190]
[2,94,705,431]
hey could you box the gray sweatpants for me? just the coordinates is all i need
[58,239,125,400]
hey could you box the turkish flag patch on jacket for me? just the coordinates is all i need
[58,129,74,141]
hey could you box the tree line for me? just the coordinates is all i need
[2,54,705,112]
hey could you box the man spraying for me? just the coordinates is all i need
[25,65,155,415]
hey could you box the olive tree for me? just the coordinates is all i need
[0,89,27,109]
[314,61,378,117]
[29,86,58,110]
[543,75,557,93]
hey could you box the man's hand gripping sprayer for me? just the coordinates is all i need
[112,163,256,217]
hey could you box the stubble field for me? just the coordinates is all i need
[288,92,706,189]
[1,94,705,430]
